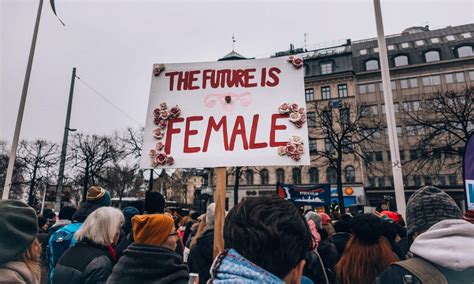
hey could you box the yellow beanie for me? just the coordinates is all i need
[132,214,174,246]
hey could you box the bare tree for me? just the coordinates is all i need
[0,141,26,199]
[17,140,59,206]
[101,164,138,206]
[117,127,144,162]
[404,87,474,173]
[70,133,118,201]
[309,101,381,215]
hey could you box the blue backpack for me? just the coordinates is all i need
[48,223,82,282]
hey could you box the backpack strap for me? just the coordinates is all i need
[393,258,448,284]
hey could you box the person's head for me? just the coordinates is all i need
[132,214,178,250]
[58,206,77,221]
[144,191,166,214]
[190,214,207,249]
[43,208,56,220]
[406,186,462,237]
[75,207,124,246]
[86,186,111,206]
[205,203,216,229]
[0,200,41,282]
[179,216,190,227]
[340,214,353,223]
[37,216,48,231]
[122,206,139,235]
[334,220,351,234]
[224,196,313,283]
[319,212,332,225]
[305,211,322,230]
[337,214,398,284]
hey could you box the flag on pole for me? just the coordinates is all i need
[50,0,65,26]
[464,133,474,210]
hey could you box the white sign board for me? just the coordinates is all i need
[140,57,310,168]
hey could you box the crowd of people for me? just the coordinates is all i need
[0,185,473,283]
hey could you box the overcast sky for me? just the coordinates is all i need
[1,0,473,144]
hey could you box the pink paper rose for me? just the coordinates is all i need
[278,103,291,114]
[170,105,181,118]
[292,57,304,68]
[153,128,163,139]
[166,155,174,165]
[155,152,167,165]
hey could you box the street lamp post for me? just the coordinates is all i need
[55,68,77,210]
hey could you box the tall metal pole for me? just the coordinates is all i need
[55,68,77,210]
[148,169,154,191]
[3,0,44,200]
[373,0,406,218]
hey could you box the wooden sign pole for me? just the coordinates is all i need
[213,167,226,258]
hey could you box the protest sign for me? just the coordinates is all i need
[464,133,474,209]
[277,182,331,206]
[141,57,310,169]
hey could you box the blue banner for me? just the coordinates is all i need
[277,182,331,206]
[464,133,474,209]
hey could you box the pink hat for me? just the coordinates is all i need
[319,213,332,225]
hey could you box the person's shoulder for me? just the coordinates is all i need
[376,263,420,284]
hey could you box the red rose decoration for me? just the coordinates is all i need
[155,152,167,165]
[153,64,165,77]
[170,106,181,118]
[292,57,304,68]
[290,103,299,112]
[153,128,163,139]
[156,142,164,151]
[166,155,174,165]
[160,110,169,120]
[149,149,157,157]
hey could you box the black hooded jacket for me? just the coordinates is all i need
[107,243,188,283]
[187,229,214,284]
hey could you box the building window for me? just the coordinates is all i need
[424,50,441,62]
[470,71,474,80]
[461,32,472,39]
[367,83,376,93]
[245,169,254,185]
[327,167,337,184]
[361,105,378,116]
[260,169,269,185]
[409,150,419,160]
[400,150,405,161]
[375,151,383,162]
[325,138,334,153]
[365,59,379,71]
[449,175,457,185]
[430,38,440,44]
[368,177,376,187]
[338,84,348,97]
[373,47,379,53]
[446,72,466,83]
[323,110,332,126]
[413,175,422,187]
[400,42,410,48]
[456,72,465,82]
[381,103,400,114]
[309,139,317,151]
[456,46,473,58]
[320,62,333,75]
[307,112,315,127]
[276,168,285,183]
[359,49,367,55]
[340,108,350,125]
[415,40,425,46]
[377,177,385,187]
[406,125,424,136]
[292,168,302,184]
[422,75,441,86]
[403,101,421,112]
[305,88,314,101]
[345,166,356,183]
[309,168,319,184]
[321,86,331,100]
[394,55,409,67]
[436,176,446,186]
[424,176,433,185]
[445,35,456,41]
[387,45,396,51]
[359,84,367,94]
[400,78,418,89]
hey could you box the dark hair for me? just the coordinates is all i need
[144,192,165,214]
[58,206,77,221]
[340,214,353,223]
[42,208,56,219]
[381,221,398,242]
[334,220,351,233]
[38,216,47,228]
[350,214,383,244]
[223,196,312,279]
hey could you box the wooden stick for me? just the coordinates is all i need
[213,167,226,258]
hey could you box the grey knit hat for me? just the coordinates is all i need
[0,200,38,265]
[406,186,462,235]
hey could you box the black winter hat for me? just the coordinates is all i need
[58,206,77,221]
[144,191,165,214]
[351,214,383,244]
[0,200,38,265]
[406,186,462,235]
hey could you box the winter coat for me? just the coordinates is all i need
[331,232,351,260]
[0,261,39,284]
[209,249,284,283]
[376,220,474,284]
[72,203,102,223]
[304,250,331,284]
[53,240,115,284]
[107,243,188,284]
[188,229,214,284]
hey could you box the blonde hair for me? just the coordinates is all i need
[75,207,124,246]
[16,238,41,283]
[190,215,207,249]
